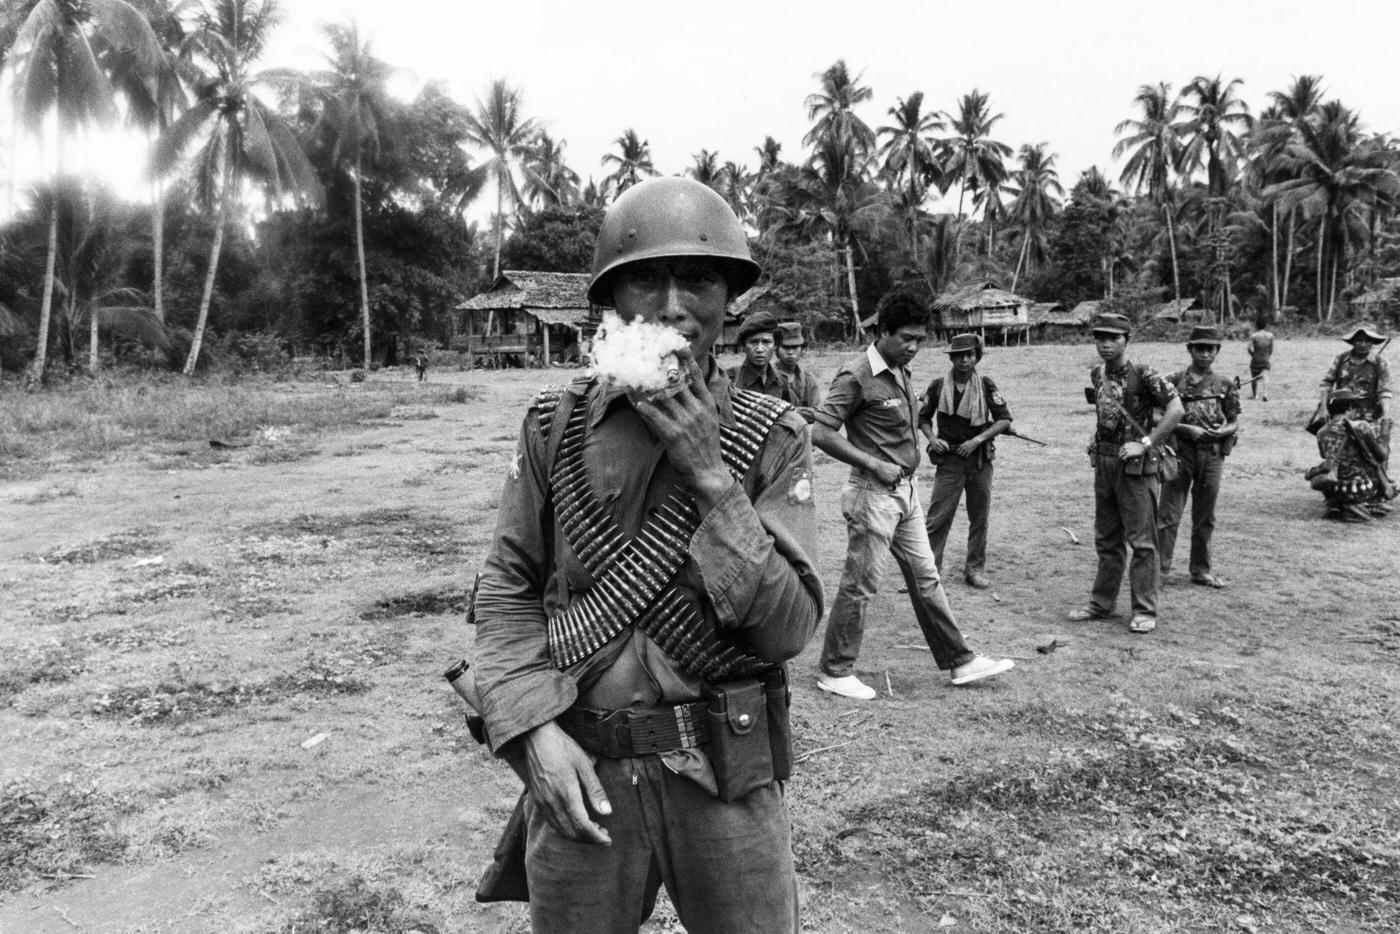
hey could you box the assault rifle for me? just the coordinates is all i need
[1233,374,1264,390]
[1004,427,1048,447]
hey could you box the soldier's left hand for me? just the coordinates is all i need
[955,438,982,458]
[1119,440,1148,461]
[632,348,732,504]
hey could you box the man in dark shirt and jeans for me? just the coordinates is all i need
[918,333,1012,589]
[812,293,1013,701]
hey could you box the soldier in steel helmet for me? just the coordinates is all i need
[1069,313,1184,635]
[469,177,822,934]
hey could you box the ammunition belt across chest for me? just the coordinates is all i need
[539,386,790,681]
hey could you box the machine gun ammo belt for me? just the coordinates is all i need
[540,384,790,680]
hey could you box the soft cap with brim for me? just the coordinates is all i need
[1342,324,1386,344]
[776,321,806,346]
[587,177,761,306]
[946,333,982,357]
[738,312,780,345]
[1089,312,1132,336]
[1186,325,1223,346]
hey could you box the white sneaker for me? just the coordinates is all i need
[816,672,878,700]
[950,655,1014,686]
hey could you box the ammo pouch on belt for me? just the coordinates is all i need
[1122,445,1179,481]
[706,678,773,802]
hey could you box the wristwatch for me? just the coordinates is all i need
[1140,436,1153,448]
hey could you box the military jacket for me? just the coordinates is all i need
[1091,359,1178,446]
[1321,351,1392,419]
[1167,369,1241,433]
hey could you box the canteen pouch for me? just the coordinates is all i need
[762,667,793,782]
[705,679,773,802]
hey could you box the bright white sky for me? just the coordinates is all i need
[3,0,1399,221]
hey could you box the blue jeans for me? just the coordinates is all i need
[924,456,995,576]
[820,475,975,675]
[526,756,797,934]
[1157,443,1223,578]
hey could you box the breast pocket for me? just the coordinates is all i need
[866,395,908,429]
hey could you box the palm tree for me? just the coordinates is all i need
[521,130,579,208]
[941,89,1011,266]
[300,20,392,368]
[463,79,538,280]
[761,134,883,339]
[1177,74,1253,317]
[719,160,751,221]
[106,0,191,326]
[601,128,657,198]
[1260,75,1325,312]
[803,59,875,154]
[877,91,944,264]
[3,0,162,382]
[689,148,723,189]
[152,0,322,376]
[1266,102,1400,320]
[1006,143,1063,290]
[754,136,783,177]
[1114,81,1185,300]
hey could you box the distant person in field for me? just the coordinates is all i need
[917,333,1012,590]
[414,352,428,381]
[728,311,791,401]
[1069,313,1183,635]
[1246,314,1273,401]
[811,291,1014,701]
[1306,388,1396,521]
[774,321,822,416]
[1157,326,1240,589]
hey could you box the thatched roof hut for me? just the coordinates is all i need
[1150,298,1203,322]
[929,280,1030,345]
[455,270,595,363]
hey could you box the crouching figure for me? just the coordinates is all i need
[1305,388,1396,521]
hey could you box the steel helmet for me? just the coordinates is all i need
[587,177,761,307]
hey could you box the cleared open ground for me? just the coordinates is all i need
[1,337,1396,933]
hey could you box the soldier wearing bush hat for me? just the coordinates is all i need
[728,310,791,400]
[917,332,1011,590]
[774,321,822,411]
[1157,324,1240,589]
[1316,322,1392,427]
[1069,311,1184,634]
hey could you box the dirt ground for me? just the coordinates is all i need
[1,337,1396,934]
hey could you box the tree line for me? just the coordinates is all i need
[2,0,1398,383]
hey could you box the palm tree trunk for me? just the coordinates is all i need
[492,172,504,279]
[1165,203,1181,303]
[1315,216,1325,322]
[354,158,372,368]
[184,129,229,376]
[1269,201,1279,316]
[1011,235,1029,292]
[149,129,165,324]
[1282,208,1296,310]
[1327,247,1339,322]
[27,202,59,385]
[845,241,863,342]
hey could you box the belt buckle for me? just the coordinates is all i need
[595,709,633,758]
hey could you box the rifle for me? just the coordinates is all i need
[1341,420,1398,501]
[1003,427,1048,447]
[445,660,531,903]
[1233,374,1264,390]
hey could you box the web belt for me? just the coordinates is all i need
[556,703,711,758]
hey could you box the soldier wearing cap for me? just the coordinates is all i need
[1157,325,1240,588]
[729,311,792,401]
[917,333,1012,589]
[470,177,822,934]
[1068,313,1183,634]
[1316,324,1392,443]
[774,321,823,412]
[811,291,1014,701]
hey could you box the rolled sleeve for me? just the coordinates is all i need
[472,411,578,754]
[814,368,861,430]
[688,417,823,663]
[1378,359,1393,400]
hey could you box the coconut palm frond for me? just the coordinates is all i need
[0,303,28,339]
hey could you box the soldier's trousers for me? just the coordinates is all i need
[820,475,975,675]
[524,755,797,934]
[925,456,994,576]
[1157,443,1222,578]
[1091,456,1160,618]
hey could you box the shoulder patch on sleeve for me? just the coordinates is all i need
[787,466,813,505]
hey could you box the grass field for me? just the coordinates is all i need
[1,337,1396,934]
